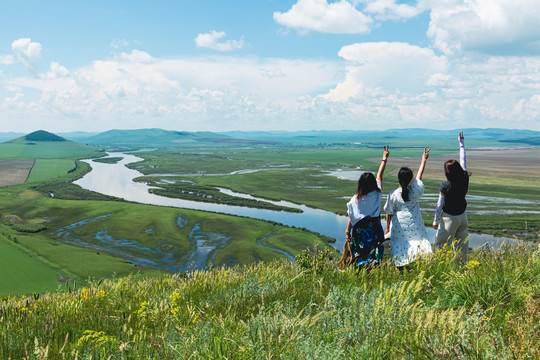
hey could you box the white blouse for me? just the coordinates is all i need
[347,180,383,226]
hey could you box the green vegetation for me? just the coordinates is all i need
[129,146,540,239]
[26,159,76,183]
[143,178,302,212]
[1,244,538,358]
[0,181,330,295]
[0,237,59,295]
[24,130,66,142]
[93,157,123,164]
[0,140,103,160]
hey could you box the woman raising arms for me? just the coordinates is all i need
[433,131,470,264]
[344,146,389,269]
[384,148,433,269]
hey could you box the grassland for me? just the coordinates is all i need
[1,244,538,359]
[0,236,59,295]
[129,144,540,239]
[25,159,76,183]
[0,181,331,295]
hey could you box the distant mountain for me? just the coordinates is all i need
[222,128,540,145]
[0,132,25,142]
[59,131,101,141]
[81,128,278,146]
[24,130,66,142]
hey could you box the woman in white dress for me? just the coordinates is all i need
[384,148,432,269]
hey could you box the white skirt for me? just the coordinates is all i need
[390,239,432,267]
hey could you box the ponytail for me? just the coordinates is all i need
[398,167,413,202]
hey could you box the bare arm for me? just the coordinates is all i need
[376,145,390,185]
[385,214,392,234]
[416,147,430,180]
[459,131,466,171]
[346,219,352,242]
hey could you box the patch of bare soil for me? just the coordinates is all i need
[0,159,35,187]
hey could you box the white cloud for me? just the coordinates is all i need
[0,50,341,131]
[427,0,540,55]
[110,39,131,49]
[325,42,447,100]
[273,0,373,34]
[195,31,244,51]
[11,38,42,76]
[363,0,426,20]
[45,62,70,79]
[0,55,15,65]
[321,41,540,129]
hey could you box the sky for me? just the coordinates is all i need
[1,0,540,133]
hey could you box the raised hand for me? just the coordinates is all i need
[382,145,390,160]
[459,131,464,140]
[422,147,430,161]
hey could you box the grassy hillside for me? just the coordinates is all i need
[1,244,538,358]
[0,138,102,160]
[0,130,104,186]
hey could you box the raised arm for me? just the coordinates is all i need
[416,147,430,180]
[459,131,466,171]
[376,145,390,185]
[433,192,445,229]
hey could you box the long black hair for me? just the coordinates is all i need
[398,167,413,201]
[355,172,380,198]
[444,160,469,193]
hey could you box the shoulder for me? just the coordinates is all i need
[411,179,424,188]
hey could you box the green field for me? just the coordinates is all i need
[0,141,103,159]
[26,159,76,183]
[0,236,59,296]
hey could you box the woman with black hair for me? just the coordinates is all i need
[344,146,389,269]
[433,131,470,264]
[384,148,432,268]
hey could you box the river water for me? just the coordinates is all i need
[74,152,518,252]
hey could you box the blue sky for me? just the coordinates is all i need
[1,0,539,133]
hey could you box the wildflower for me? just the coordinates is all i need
[77,330,118,349]
[465,260,480,270]
[136,301,148,319]
[95,290,106,299]
[169,291,181,316]
[80,288,90,300]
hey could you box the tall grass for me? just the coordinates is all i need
[1,243,538,359]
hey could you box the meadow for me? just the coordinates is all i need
[130,144,540,239]
[1,244,538,359]
[0,129,538,299]
[0,183,330,296]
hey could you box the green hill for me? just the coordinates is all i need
[0,245,538,358]
[81,128,229,146]
[2,131,103,160]
[81,128,277,146]
[25,130,66,142]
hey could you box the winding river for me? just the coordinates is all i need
[74,152,519,253]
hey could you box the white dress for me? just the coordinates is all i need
[383,179,432,266]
